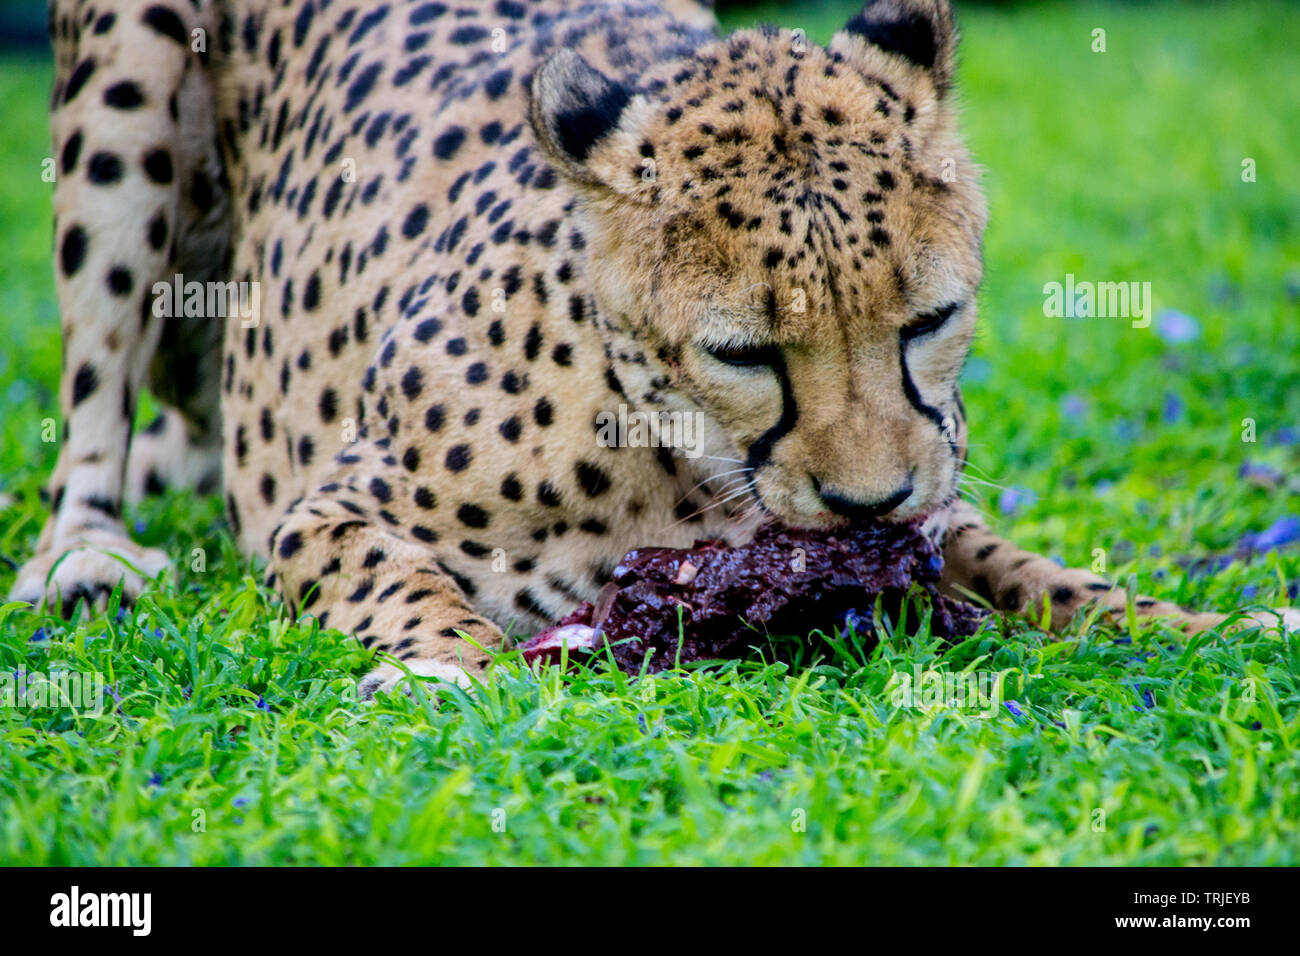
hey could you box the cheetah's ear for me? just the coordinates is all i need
[530,50,645,190]
[832,0,957,97]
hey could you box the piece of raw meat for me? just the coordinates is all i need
[520,520,986,672]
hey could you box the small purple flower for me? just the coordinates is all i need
[256,696,270,711]
[1240,515,1300,553]
[1268,427,1299,448]
[1060,394,1087,420]
[1142,689,1156,709]
[1239,461,1284,488]
[1112,419,1138,442]
[148,772,163,788]
[1155,309,1201,344]
[1242,584,1258,600]
[232,796,250,808]
[1004,700,1025,718]
[29,628,47,643]
[134,520,147,534]
[1161,392,1185,424]
[998,486,1038,516]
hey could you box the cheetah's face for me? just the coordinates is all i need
[533,1,986,529]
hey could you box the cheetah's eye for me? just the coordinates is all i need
[902,302,961,340]
[703,342,778,368]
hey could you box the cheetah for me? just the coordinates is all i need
[16,0,1295,696]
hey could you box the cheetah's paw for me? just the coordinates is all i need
[1246,607,1300,633]
[9,531,171,616]
[358,659,476,701]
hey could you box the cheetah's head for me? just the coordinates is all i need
[532,0,986,530]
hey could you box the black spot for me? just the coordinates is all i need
[103,81,144,110]
[999,585,1023,612]
[60,226,88,276]
[523,324,543,360]
[484,68,512,99]
[448,24,489,44]
[433,126,466,160]
[147,212,168,250]
[345,62,383,113]
[87,151,124,185]
[457,503,490,528]
[499,416,522,442]
[142,148,174,184]
[537,481,562,507]
[533,397,553,426]
[303,272,321,310]
[71,363,98,405]
[413,317,442,342]
[445,444,472,471]
[60,131,83,174]
[1051,586,1076,605]
[402,203,429,238]
[107,267,133,297]
[64,59,96,103]
[576,461,611,497]
[143,5,188,45]
[278,531,304,559]
[318,386,338,422]
[401,366,423,399]
[409,2,447,26]
[369,477,393,503]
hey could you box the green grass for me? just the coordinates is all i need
[2,0,1299,864]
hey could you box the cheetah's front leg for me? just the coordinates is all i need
[268,459,501,699]
[940,501,1297,634]
[12,3,219,614]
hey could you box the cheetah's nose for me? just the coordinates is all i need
[811,476,913,521]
